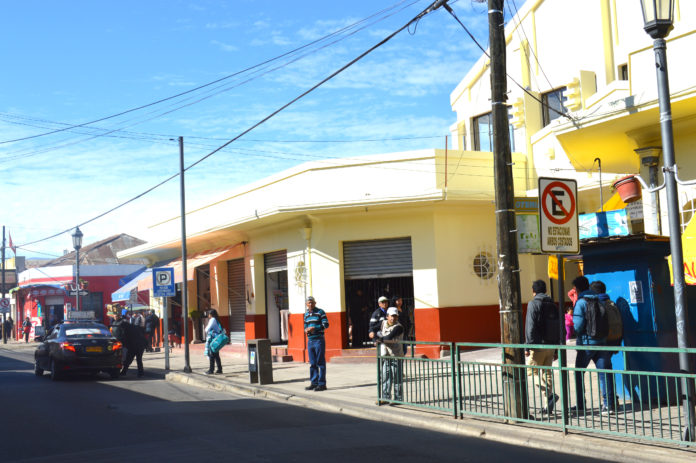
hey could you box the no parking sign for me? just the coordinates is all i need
[538,177,579,254]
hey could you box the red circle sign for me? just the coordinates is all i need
[541,181,576,225]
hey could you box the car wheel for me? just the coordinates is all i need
[109,368,120,380]
[34,360,44,376]
[50,359,61,381]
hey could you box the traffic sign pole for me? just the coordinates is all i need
[538,178,579,255]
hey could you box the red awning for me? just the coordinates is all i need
[138,245,238,291]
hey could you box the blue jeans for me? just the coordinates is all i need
[574,349,615,409]
[308,337,326,386]
[381,358,403,400]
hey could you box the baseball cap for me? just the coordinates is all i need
[306,296,316,302]
[378,296,389,303]
[387,307,399,316]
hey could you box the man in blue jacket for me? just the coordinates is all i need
[572,276,615,415]
[304,296,329,392]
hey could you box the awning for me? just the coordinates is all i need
[137,245,238,291]
[118,266,147,287]
[667,218,696,285]
[597,193,626,212]
[112,268,151,302]
[14,283,68,294]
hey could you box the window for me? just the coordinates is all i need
[473,252,495,280]
[541,87,567,127]
[472,111,515,152]
[618,64,628,81]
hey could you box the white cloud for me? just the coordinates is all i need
[210,39,238,52]
[205,21,238,30]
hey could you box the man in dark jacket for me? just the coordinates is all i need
[112,311,146,378]
[368,296,389,341]
[573,278,615,415]
[525,280,559,415]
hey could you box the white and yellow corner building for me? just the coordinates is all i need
[119,0,696,360]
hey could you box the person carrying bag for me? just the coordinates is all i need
[204,309,228,374]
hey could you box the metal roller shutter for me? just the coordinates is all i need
[226,259,246,342]
[343,237,413,279]
[264,250,287,273]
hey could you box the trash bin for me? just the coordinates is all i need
[248,338,273,384]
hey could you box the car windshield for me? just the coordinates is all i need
[64,326,112,339]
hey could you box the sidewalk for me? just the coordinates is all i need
[2,339,693,462]
[153,344,691,463]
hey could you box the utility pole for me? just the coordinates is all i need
[489,0,527,419]
[179,136,192,373]
[2,226,6,344]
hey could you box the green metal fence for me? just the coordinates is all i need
[376,340,696,447]
[376,341,457,415]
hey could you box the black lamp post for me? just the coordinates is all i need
[72,227,83,313]
[640,0,695,441]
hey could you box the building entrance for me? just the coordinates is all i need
[343,237,414,348]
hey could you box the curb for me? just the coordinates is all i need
[165,372,694,463]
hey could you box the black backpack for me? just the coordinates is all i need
[584,297,609,339]
[604,300,623,343]
[540,298,561,344]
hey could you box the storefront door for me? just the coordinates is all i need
[264,250,288,344]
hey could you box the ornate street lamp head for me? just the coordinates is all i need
[640,0,674,39]
[72,226,83,251]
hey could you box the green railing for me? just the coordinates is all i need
[376,341,457,415]
[376,341,696,447]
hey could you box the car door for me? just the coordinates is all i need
[35,328,57,369]
[43,327,62,368]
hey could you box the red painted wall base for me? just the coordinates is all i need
[288,312,345,362]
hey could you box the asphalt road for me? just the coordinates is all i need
[1,349,605,463]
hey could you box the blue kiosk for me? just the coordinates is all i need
[581,234,696,404]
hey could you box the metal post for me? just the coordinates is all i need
[594,158,603,212]
[652,37,695,441]
[556,254,570,430]
[2,226,6,344]
[75,247,80,313]
[179,136,192,373]
[162,297,170,371]
[647,159,662,234]
[489,0,527,419]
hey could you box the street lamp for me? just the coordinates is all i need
[640,0,695,441]
[72,227,83,313]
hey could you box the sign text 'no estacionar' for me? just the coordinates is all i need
[538,177,579,254]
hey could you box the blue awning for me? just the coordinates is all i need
[111,268,151,302]
[118,265,146,287]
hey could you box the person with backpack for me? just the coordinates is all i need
[572,276,615,415]
[525,280,560,415]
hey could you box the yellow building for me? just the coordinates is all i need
[120,148,548,360]
[119,0,696,359]
[449,0,696,229]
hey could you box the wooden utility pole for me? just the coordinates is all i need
[489,0,527,419]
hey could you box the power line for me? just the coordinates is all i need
[440,2,574,123]
[507,0,556,94]
[0,112,444,146]
[17,0,447,249]
[0,0,423,163]
[0,0,421,147]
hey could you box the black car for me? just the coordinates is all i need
[34,321,123,380]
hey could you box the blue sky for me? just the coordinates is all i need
[1,0,494,259]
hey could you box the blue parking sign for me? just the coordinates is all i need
[152,267,176,297]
